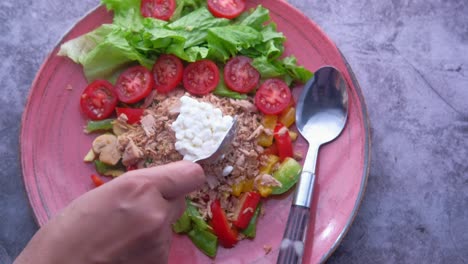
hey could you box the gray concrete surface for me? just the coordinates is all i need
[1,0,467,263]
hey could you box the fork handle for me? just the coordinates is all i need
[276,205,311,264]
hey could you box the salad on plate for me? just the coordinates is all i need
[58,0,313,258]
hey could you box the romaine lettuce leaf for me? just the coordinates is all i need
[58,3,313,84]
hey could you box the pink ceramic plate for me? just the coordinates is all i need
[20,1,370,263]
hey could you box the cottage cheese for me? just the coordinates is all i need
[172,96,233,161]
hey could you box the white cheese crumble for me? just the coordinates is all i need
[172,96,233,161]
[222,165,234,177]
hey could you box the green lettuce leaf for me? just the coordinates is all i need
[58,3,313,84]
[207,25,262,61]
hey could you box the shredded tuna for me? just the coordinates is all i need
[140,115,156,137]
[255,174,282,188]
[122,139,144,166]
[242,207,254,215]
[263,245,272,255]
[117,88,263,219]
[277,126,288,136]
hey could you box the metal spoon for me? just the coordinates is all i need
[193,116,238,164]
[277,66,349,264]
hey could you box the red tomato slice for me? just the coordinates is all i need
[274,122,294,161]
[207,0,246,19]
[80,80,118,120]
[140,0,176,21]
[152,54,184,93]
[115,66,154,104]
[254,78,292,115]
[210,200,238,248]
[183,60,220,96]
[224,56,260,93]
[233,192,261,229]
[116,108,145,125]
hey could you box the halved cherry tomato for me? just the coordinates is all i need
[183,60,220,96]
[224,56,259,93]
[210,200,238,248]
[274,122,294,161]
[152,54,184,93]
[207,0,246,19]
[254,78,292,115]
[140,0,176,21]
[115,66,154,104]
[80,80,118,120]
[116,108,144,124]
[91,174,104,187]
[233,192,261,229]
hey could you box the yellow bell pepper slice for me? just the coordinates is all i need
[242,179,254,192]
[279,107,296,128]
[288,131,298,141]
[232,182,244,197]
[257,115,278,147]
[259,154,280,175]
[258,185,273,198]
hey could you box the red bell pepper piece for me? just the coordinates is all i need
[126,164,138,171]
[274,122,293,161]
[233,192,261,229]
[210,200,238,248]
[262,143,278,156]
[116,107,144,124]
[91,174,104,187]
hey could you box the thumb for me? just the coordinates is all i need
[126,161,205,200]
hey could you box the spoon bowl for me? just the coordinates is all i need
[296,67,348,144]
[193,116,238,164]
[277,66,349,264]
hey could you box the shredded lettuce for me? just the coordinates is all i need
[58,0,313,85]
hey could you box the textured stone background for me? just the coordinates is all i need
[0,0,467,263]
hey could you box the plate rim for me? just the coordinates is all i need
[19,2,371,263]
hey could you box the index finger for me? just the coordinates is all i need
[126,161,205,200]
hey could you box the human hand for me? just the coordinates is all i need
[15,160,205,264]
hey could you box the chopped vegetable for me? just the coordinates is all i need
[213,70,247,99]
[259,154,279,174]
[172,210,191,233]
[210,200,238,248]
[115,66,155,103]
[92,134,122,165]
[241,203,261,238]
[289,131,298,141]
[257,115,277,147]
[257,185,273,198]
[183,59,220,95]
[58,3,312,83]
[91,174,105,187]
[94,160,125,177]
[116,108,144,124]
[188,226,218,258]
[83,149,96,162]
[274,123,294,161]
[207,0,246,19]
[224,56,259,93]
[271,158,302,195]
[85,119,114,133]
[152,54,184,93]
[80,80,118,120]
[279,107,296,128]
[254,78,292,115]
[140,0,176,21]
[233,192,261,229]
